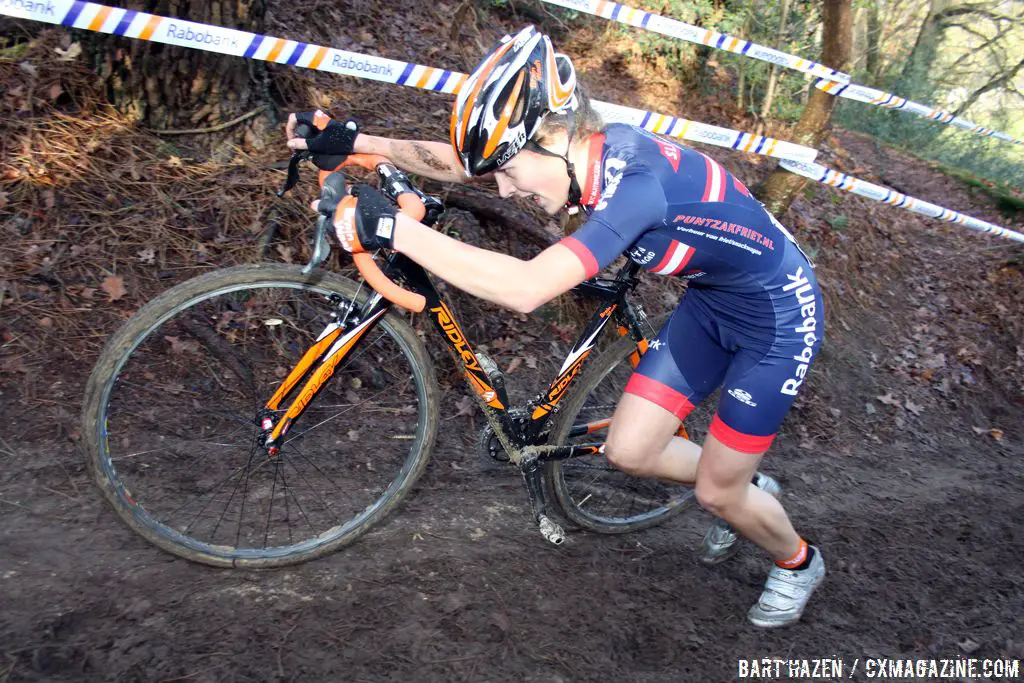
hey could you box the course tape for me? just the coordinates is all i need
[815,80,1022,146]
[0,0,818,163]
[779,159,1024,243]
[542,0,850,83]
[542,0,1022,147]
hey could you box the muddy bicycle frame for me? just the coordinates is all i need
[258,248,656,538]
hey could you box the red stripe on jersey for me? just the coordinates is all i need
[559,236,600,278]
[579,133,607,207]
[650,241,680,273]
[666,245,695,275]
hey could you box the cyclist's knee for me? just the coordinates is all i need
[604,438,657,476]
[695,479,744,517]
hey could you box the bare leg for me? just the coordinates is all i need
[605,393,800,560]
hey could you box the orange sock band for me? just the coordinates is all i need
[775,538,808,569]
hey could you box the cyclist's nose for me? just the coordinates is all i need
[495,174,515,199]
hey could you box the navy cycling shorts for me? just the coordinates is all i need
[624,267,824,454]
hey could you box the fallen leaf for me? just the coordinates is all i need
[958,638,981,654]
[525,355,538,369]
[100,275,127,301]
[48,83,63,100]
[163,336,199,354]
[54,43,82,61]
[989,429,1004,441]
[136,247,156,265]
[453,395,475,417]
[905,400,924,416]
[506,357,523,374]
[876,392,900,407]
[864,402,877,415]
[18,62,37,76]
[39,317,53,328]
[166,155,183,167]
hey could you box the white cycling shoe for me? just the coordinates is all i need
[747,546,826,628]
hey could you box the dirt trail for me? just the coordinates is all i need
[2,3,1024,681]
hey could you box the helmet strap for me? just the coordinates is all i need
[524,110,584,211]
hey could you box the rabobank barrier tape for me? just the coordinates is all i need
[591,100,815,162]
[544,0,1022,147]
[779,159,1024,244]
[815,80,1023,146]
[542,0,850,83]
[0,0,818,163]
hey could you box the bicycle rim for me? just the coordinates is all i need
[85,266,436,567]
[546,336,701,533]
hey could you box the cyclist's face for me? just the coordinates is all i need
[493,150,569,215]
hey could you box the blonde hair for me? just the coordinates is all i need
[533,86,604,148]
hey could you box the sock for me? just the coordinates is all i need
[775,538,814,570]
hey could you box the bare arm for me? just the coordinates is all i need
[355,135,471,184]
[285,113,472,184]
[391,214,587,313]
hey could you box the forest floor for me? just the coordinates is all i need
[2,3,1023,682]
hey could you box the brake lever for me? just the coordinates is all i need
[277,150,311,197]
[301,171,347,274]
[302,214,331,274]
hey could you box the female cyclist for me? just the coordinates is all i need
[285,25,825,628]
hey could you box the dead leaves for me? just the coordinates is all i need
[100,275,127,301]
[54,43,82,62]
[972,427,1004,441]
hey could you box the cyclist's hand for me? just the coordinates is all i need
[334,184,399,253]
[286,111,360,170]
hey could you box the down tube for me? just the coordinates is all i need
[398,259,508,413]
[528,302,619,429]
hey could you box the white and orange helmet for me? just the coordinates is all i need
[450,26,578,176]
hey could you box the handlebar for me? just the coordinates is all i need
[284,123,438,313]
[326,155,427,312]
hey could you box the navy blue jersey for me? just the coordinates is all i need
[557,124,823,452]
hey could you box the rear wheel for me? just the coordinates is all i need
[544,333,712,534]
[82,264,439,567]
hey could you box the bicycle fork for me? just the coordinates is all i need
[260,295,386,454]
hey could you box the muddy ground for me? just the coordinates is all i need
[3,2,1024,682]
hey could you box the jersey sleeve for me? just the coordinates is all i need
[559,163,668,278]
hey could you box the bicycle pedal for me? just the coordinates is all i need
[538,514,565,545]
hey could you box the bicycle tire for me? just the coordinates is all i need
[544,332,708,534]
[82,263,439,568]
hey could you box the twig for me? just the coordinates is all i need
[276,619,301,680]
[0,498,72,522]
[147,105,269,136]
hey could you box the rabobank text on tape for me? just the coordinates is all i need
[779,159,1024,244]
[0,0,819,163]
[544,0,1021,147]
[542,0,850,84]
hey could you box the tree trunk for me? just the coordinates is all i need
[897,0,952,100]
[758,0,793,129]
[865,0,882,79]
[84,0,270,132]
[755,0,853,218]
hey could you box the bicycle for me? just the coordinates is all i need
[81,142,709,568]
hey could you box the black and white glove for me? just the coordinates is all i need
[291,111,360,171]
[334,184,399,253]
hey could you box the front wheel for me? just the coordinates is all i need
[544,333,708,534]
[82,264,439,567]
